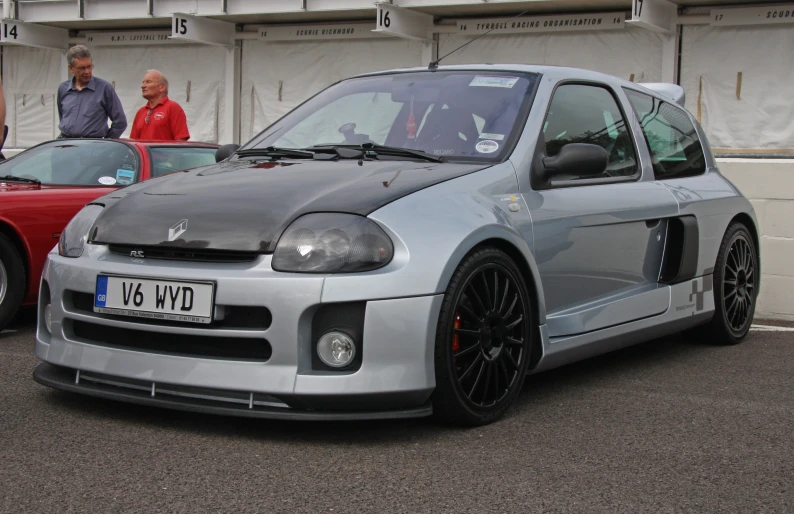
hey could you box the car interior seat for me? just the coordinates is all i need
[415,106,480,154]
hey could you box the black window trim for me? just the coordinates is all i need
[621,87,707,181]
[532,79,642,191]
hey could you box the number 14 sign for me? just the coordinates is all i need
[0,20,68,50]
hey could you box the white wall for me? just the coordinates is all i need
[2,46,63,147]
[681,25,794,152]
[438,26,666,82]
[718,159,794,321]
[239,38,424,142]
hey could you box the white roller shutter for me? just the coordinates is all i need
[2,46,62,148]
[89,44,225,143]
[437,26,665,83]
[240,38,424,142]
[680,25,794,152]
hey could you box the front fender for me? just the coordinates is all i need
[321,163,547,323]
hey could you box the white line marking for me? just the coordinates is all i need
[750,324,794,332]
[0,329,18,334]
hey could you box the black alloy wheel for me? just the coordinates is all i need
[433,247,533,426]
[0,233,26,332]
[703,222,758,345]
[723,231,756,333]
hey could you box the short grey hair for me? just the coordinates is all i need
[147,69,169,93]
[66,45,92,67]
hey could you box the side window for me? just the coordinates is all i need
[149,147,218,178]
[624,89,706,180]
[543,84,638,179]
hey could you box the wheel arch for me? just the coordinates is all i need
[727,211,761,294]
[437,230,547,370]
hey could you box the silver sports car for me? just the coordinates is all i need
[34,65,759,425]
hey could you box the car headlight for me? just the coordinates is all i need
[58,204,104,258]
[272,213,394,273]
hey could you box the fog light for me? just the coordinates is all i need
[44,303,52,333]
[317,331,356,368]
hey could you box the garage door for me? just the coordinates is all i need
[89,44,226,143]
[680,24,794,152]
[240,37,424,142]
[2,46,62,148]
[438,25,665,83]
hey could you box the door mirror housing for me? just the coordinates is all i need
[542,143,608,179]
[215,144,240,163]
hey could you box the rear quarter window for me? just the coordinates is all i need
[624,89,706,180]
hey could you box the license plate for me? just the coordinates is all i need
[94,275,214,324]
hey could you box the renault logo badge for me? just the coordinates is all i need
[168,219,188,241]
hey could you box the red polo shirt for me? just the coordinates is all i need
[130,97,190,141]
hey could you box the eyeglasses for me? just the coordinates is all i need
[145,108,154,124]
[73,65,94,72]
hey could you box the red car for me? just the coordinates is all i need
[0,138,219,330]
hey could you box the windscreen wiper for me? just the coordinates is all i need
[0,175,41,185]
[313,143,443,163]
[235,147,315,159]
[363,143,443,162]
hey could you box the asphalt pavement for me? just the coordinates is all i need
[2,307,792,513]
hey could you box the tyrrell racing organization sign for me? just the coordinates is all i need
[457,12,625,35]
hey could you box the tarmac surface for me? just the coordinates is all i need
[2,307,793,512]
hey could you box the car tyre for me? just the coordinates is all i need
[0,233,26,331]
[432,247,533,426]
[695,223,758,345]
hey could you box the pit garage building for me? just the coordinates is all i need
[1,0,792,320]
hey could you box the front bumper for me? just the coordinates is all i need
[34,363,433,420]
[35,245,442,418]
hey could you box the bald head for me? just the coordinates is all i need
[141,69,169,105]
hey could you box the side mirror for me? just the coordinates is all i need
[541,143,608,179]
[215,143,240,163]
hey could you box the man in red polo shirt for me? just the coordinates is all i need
[130,70,190,141]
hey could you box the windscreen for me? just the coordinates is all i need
[0,140,139,186]
[243,71,538,162]
[148,147,218,178]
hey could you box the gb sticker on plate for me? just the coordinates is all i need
[476,140,499,154]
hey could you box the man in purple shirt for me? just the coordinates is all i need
[57,45,127,139]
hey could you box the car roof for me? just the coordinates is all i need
[118,139,219,148]
[351,64,678,104]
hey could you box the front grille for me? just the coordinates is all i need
[67,291,272,330]
[69,320,272,361]
[108,244,259,263]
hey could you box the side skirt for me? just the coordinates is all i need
[530,275,715,374]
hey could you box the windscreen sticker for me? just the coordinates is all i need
[469,76,519,88]
[479,133,505,141]
[120,163,135,171]
[116,169,135,185]
[97,176,117,185]
[476,140,499,154]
